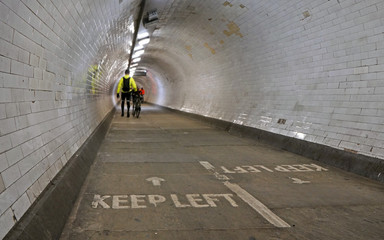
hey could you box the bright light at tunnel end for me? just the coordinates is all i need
[112,78,120,110]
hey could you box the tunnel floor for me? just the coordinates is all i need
[59,104,384,240]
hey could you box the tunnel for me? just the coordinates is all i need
[1,0,384,239]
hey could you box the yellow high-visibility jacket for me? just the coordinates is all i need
[117,74,137,93]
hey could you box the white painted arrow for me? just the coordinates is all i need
[146,177,165,186]
[290,177,310,184]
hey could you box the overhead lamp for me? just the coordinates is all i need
[130,67,137,71]
[129,22,135,33]
[131,63,138,67]
[143,9,159,28]
[134,69,147,76]
[138,32,149,39]
[133,50,145,58]
[148,9,158,21]
[132,57,141,63]
[135,45,144,50]
[139,38,150,45]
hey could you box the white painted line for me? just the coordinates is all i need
[213,172,230,181]
[200,161,230,180]
[199,161,290,228]
[199,161,215,170]
[224,181,290,228]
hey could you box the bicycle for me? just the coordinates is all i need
[132,92,141,118]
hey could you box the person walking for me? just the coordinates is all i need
[116,69,137,117]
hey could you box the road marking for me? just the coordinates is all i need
[148,195,166,207]
[199,161,230,180]
[221,164,328,174]
[146,177,165,186]
[199,161,215,170]
[224,181,291,228]
[199,161,290,228]
[290,177,310,184]
[92,193,238,209]
[92,195,111,209]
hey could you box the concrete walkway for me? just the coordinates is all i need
[60,104,384,240]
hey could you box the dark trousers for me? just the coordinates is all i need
[121,92,131,115]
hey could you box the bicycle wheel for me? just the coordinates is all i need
[136,107,140,118]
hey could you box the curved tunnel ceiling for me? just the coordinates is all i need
[122,0,384,160]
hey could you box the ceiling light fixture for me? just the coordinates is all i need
[133,50,145,58]
[138,32,149,39]
[135,45,144,50]
[139,38,150,45]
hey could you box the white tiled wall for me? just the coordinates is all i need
[0,0,138,238]
[144,0,384,161]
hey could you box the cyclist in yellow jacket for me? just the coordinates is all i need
[117,69,137,117]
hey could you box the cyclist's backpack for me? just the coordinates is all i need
[122,77,130,91]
